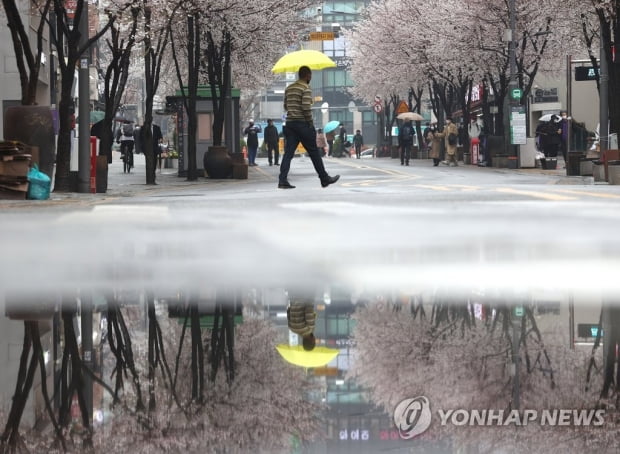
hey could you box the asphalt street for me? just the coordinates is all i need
[1,151,619,308]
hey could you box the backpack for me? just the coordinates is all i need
[448,133,457,146]
[401,125,413,143]
[122,123,134,136]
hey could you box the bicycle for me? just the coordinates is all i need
[120,141,134,173]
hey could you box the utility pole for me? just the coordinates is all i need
[512,305,523,410]
[505,0,523,162]
[599,16,609,155]
[80,292,93,423]
[77,2,91,193]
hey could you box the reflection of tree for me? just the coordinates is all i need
[349,297,619,453]
[91,304,322,453]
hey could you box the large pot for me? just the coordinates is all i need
[203,145,233,179]
[4,105,56,179]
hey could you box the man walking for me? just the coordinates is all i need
[244,120,259,166]
[398,120,414,166]
[264,119,280,166]
[278,66,339,189]
[353,130,364,159]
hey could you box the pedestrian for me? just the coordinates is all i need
[559,110,570,165]
[326,130,334,156]
[263,119,280,166]
[426,123,442,166]
[338,123,347,156]
[439,117,459,166]
[287,300,316,351]
[538,115,562,163]
[353,130,364,159]
[141,122,163,180]
[115,121,135,170]
[398,120,414,166]
[316,128,328,157]
[278,65,339,189]
[244,120,259,166]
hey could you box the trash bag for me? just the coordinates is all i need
[27,164,51,200]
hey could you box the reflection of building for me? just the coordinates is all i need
[259,3,379,146]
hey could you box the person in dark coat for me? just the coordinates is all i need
[263,119,280,166]
[244,121,259,166]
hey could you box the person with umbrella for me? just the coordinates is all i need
[287,300,316,351]
[398,120,415,166]
[278,66,339,189]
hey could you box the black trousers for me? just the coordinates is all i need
[279,121,329,184]
[266,142,279,164]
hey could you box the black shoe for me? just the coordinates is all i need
[401,162,404,166]
[278,182,296,189]
[321,175,340,188]
[406,162,409,166]
[275,163,280,166]
[269,162,273,166]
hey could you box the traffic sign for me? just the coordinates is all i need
[510,88,522,100]
[309,32,334,41]
[373,104,382,113]
[575,66,599,81]
[396,101,408,114]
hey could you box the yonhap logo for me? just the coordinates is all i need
[393,396,432,439]
[393,396,606,440]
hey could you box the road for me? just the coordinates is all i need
[1,152,619,308]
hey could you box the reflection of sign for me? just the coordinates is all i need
[309,31,334,41]
[396,101,408,114]
[575,66,599,81]
[339,429,370,441]
[578,324,603,338]
[514,306,524,317]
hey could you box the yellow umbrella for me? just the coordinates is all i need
[276,344,339,368]
[271,50,336,74]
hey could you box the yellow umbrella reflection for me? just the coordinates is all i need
[271,50,336,74]
[276,344,339,368]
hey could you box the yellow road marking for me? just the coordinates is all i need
[412,184,451,191]
[496,188,576,201]
[552,189,620,199]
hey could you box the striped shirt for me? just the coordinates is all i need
[284,79,313,124]
[287,302,316,336]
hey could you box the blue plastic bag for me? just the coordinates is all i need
[27,164,51,200]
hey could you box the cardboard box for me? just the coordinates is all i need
[0,154,31,177]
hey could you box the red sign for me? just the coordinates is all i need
[65,0,78,19]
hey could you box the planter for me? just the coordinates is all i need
[96,155,108,193]
[507,156,518,169]
[579,158,594,176]
[593,161,605,182]
[203,145,233,179]
[3,105,56,179]
[607,160,620,185]
[542,158,558,170]
[164,158,178,169]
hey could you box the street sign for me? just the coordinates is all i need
[309,32,334,41]
[575,66,599,81]
[510,88,522,101]
[510,106,526,145]
[514,306,524,317]
[396,101,408,114]
[373,104,382,113]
